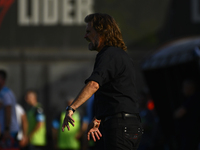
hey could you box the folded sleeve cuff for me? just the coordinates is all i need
[85,73,104,86]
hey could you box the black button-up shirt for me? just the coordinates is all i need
[85,46,139,119]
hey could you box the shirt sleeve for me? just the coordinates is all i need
[16,104,25,116]
[35,107,45,122]
[85,50,120,86]
[3,92,13,106]
[52,119,60,129]
[36,114,45,122]
[52,113,61,129]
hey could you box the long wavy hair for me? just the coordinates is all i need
[84,13,127,51]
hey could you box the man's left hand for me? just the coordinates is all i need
[62,110,75,131]
[87,118,102,142]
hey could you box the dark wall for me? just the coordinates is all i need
[160,0,200,42]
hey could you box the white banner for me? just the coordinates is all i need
[18,0,93,26]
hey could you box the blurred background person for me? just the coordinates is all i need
[52,97,81,150]
[15,103,29,149]
[174,79,200,150]
[138,88,164,150]
[0,69,19,149]
[25,89,46,150]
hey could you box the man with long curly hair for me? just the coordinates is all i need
[62,13,142,150]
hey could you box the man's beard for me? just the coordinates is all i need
[88,35,99,51]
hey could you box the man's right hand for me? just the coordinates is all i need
[62,110,75,131]
[87,118,102,142]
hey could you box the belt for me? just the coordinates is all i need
[104,113,139,122]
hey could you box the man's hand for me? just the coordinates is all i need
[62,110,75,131]
[87,118,102,142]
[19,135,28,147]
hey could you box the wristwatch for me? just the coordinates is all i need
[66,106,75,113]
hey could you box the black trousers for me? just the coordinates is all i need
[102,114,143,150]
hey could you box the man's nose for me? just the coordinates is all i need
[84,34,87,38]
